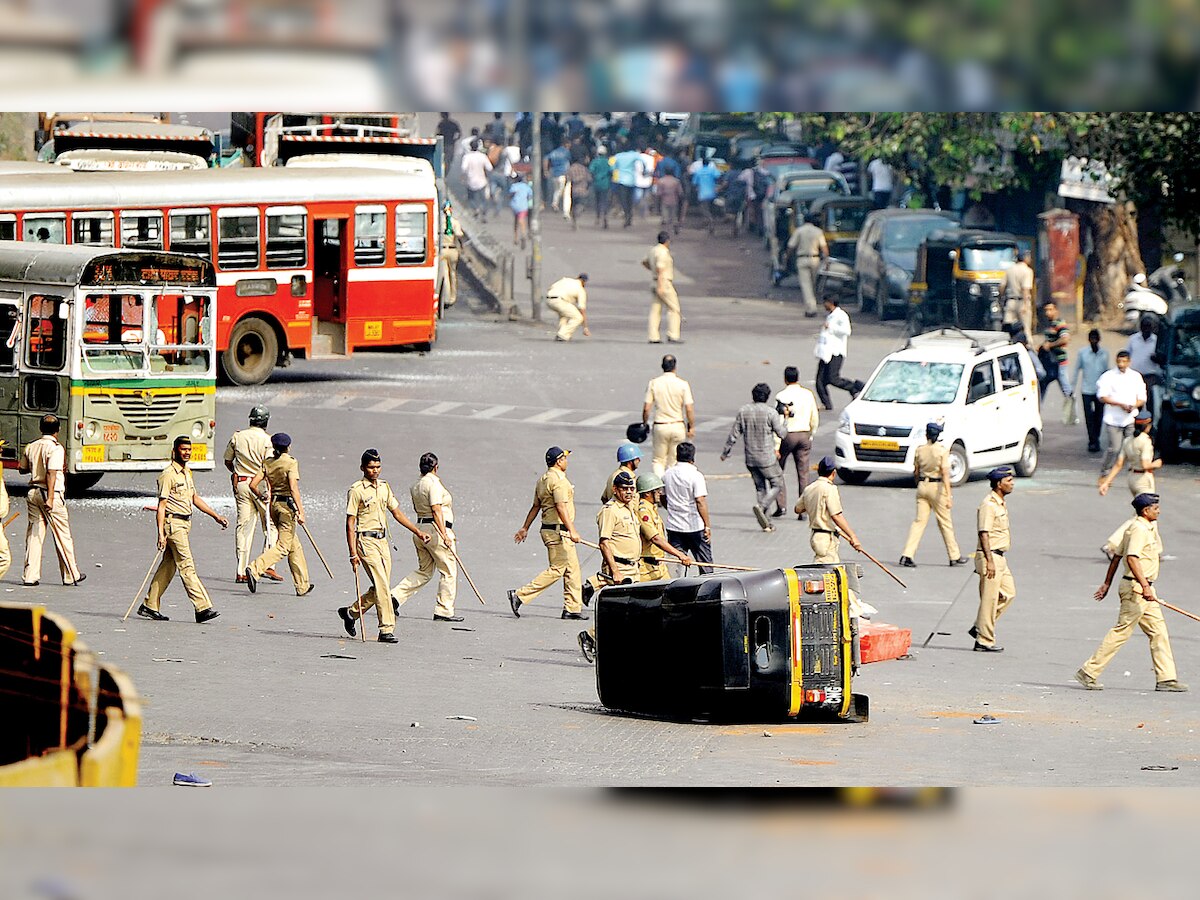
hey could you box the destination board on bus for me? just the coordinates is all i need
[84,255,215,288]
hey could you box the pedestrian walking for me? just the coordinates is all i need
[436,113,462,164]
[774,367,819,519]
[440,200,466,309]
[721,382,787,531]
[1076,493,1188,692]
[544,139,572,216]
[509,446,586,620]
[1003,251,1034,337]
[244,433,311,597]
[545,273,590,342]
[1126,315,1163,422]
[1096,350,1146,474]
[390,452,461,622]
[642,354,695,476]
[566,159,592,229]
[634,472,694,582]
[644,231,683,344]
[135,436,227,624]
[785,213,828,317]
[662,442,713,575]
[691,154,721,234]
[656,171,684,236]
[508,174,533,249]
[460,139,493,220]
[898,423,969,568]
[867,157,893,209]
[1037,298,1074,420]
[340,449,431,644]
[589,149,613,229]
[814,297,864,411]
[612,144,641,228]
[20,414,83,586]
[970,467,1016,653]
[1072,329,1110,453]
[602,443,641,503]
[224,405,281,585]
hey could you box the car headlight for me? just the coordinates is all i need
[838,412,851,435]
[1191,385,1200,402]
[968,283,982,296]
[885,266,912,292]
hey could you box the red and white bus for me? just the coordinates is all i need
[0,166,440,385]
[230,113,441,174]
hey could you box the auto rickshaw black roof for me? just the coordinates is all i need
[808,193,872,217]
[923,227,1020,250]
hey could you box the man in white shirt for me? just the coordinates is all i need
[814,297,864,410]
[1096,350,1147,475]
[1125,316,1163,422]
[460,138,493,220]
[774,366,820,519]
[867,158,893,209]
[823,149,845,172]
[662,442,712,575]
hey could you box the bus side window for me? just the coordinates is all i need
[266,208,307,269]
[72,212,115,247]
[121,212,164,250]
[23,215,65,244]
[0,215,15,242]
[394,205,427,265]
[354,206,386,267]
[217,209,260,270]
[168,210,212,258]
[26,294,67,371]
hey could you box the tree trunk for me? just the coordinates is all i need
[1071,200,1143,322]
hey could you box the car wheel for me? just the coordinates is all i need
[876,280,891,320]
[947,443,969,487]
[838,469,870,486]
[1014,432,1039,477]
[856,277,870,313]
[1158,408,1181,464]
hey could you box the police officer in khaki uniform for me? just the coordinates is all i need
[577,469,642,663]
[224,405,281,584]
[20,414,84,586]
[440,201,465,308]
[0,441,11,580]
[634,472,693,581]
[545,273,591,342]
[1098,413,1159,498]
[245,433,311,596]
[798,456,863,564]
[642,355,695,477]
[390,452,461,622]
[340,449,430,644]
[644,231,682,343]
[510,446,586,619]
[136,436,227,623]
[899,423,969,568]
[971,467,1016,652]
[601,443,641,503]
[1076,493,1188,692]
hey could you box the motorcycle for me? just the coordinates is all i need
[1119,272,1169,333]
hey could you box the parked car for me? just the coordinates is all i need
[907,228,1020,333]
[833,329,1042,486]
[1154,302,1200,463]
[854,208,959,320]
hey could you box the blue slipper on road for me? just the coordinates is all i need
[173,772,212,787]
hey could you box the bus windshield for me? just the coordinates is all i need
[151,293,213,374]
[81,291,213,374]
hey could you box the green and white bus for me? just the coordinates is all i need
[0,242,217,492]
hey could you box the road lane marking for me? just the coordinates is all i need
[575,410,626,427]
[419,401,462,415]
[472,405,516,419]
[523,408,570,423]
[369,398,409,412]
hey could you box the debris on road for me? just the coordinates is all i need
[173,772,212,787]
[320,653,357,660]
[447,715,477,721]
[973,715,1000,725]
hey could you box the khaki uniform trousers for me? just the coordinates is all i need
[639,559,670,581]
[144,517,212,613]
[796,260,820,314]
[0,528,10,581]
[650,422,686,477]
[249,501,310,595]
[234,480,276,574]
[441,246,461,307]
[973,553,1016,646]
[24,489,81,584]
[811,532,868,619]
[1081,582,1177,682]
[351,534,396,633]
[515,527,582,613]
[648,283,681,342]
[546,296,584,341]
[902,482,961,561]
[391,524,458,618]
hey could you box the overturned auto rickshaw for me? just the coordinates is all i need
[907,228,1019,333]
[594,564,868,722]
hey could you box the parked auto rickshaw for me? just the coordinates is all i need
[806,194,871,300]
[767,174,851,281]
[594,564,868,723]
[907,228,1019,332]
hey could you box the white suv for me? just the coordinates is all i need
[834,330,1042,486]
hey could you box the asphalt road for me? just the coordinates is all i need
[13,179,1200,787]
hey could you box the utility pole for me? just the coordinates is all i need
[530,113,542,321]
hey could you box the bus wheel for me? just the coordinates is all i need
[222,317,278,386]
[415,315,437,353]
[65,472,103,497]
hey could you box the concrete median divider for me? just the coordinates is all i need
[446,193,514,314]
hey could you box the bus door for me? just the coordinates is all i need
[0,292,20,458]
[312,216,350,357]
[18,290,70,452]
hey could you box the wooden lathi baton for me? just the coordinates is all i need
[1158,597,1200,624]
[434,525,486,605]
[580,538,754,573]
[838,530,908,590]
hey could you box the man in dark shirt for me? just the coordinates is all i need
[721,383,787,532]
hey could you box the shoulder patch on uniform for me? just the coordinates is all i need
[642,515,650,521]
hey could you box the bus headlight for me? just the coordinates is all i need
[86,422,97,439]
[192,421,204,438]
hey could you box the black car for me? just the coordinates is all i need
[1155,303,1200,462]
[854,208,959,320]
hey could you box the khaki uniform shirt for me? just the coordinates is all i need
[1004,261,1033,299]
[157,461,195,516]
[637,496,666,561]
[24,435,66,495]
[645,243,674,285]
[224,426,272,478]
[801,477,843,532]
[411,472,453,524]
[786,222,827,259]
[536,467,575,527]
[1121,517,1162,590]
[645,372,694,425]
[263,453,298,500]
[597,499,641,565]
[346,478,399,532]
[976,491,1010,552]
[1124,433,1154,471]
[547,276,587,311]
[0,476,8,519]
[914,442,948,480]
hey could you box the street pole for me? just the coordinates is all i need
[530,113,542,321]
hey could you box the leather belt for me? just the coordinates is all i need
[613,555,637,566]
[541,523,569,531]
[357,530,385,539]
[991,549,1006,556]
[654,421,683,426]
[642,556,664,565]
[812,528,837,535]
[919,476,940,482]
[165,512,191,521]
[1129,468,1151,473]
[1122,576,1153,583]
[418,517,452,529]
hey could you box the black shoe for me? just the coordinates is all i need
[648,340,662,344]
[973,641,1003,652]
[562,610,588,621]
[195,608,220,624]
[245,567,257,593]
[968,625,979,639]
[22,580,38,586]
[338,606,356,637]
[434,614,465,622]
[1087,444,1101,453]
[804,311,818,318]
[582,581,595,607]
[666,338,685,344]
[898,556,917,568]
[771,508,786,518]
[393,598,400,617]
[508,589,521,618]
[67,573,87,586]
[136,604,169,621]
[298,584,315,597]
[377,632,398,644]
[578,630,596,664]
[950,557,970,566]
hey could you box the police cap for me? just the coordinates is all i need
[545,446,570,466]
[1133,492,1160,511]
[613,470,636,489]
[361,448,381,466]
[987,466,1015,483]
[271,432,292,449]
[817,455,837,476]
[926,421,944,439]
